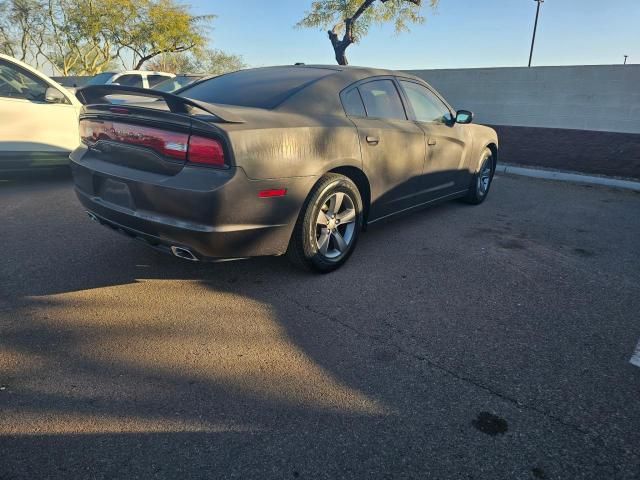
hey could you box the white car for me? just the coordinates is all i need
[80,70,176,105]
[82,70,174,89]
[0,54,82,171]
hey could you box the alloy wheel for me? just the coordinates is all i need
[315,192,357,259]
[478,156,493,196]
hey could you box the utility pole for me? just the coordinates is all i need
[624,55,628,65]
[528,0,544,68]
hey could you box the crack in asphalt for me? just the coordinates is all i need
[287,297,599,440]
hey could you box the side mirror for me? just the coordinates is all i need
[455,110,473,124]
[45,86,66,104]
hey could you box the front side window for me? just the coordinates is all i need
[155,76,200,93]
[114,74,144,88]
[400,80,451,124]
[0,60,48,102]
[358,79,406,120]
[154,78,181,92]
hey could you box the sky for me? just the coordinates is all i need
[189,0,640,70]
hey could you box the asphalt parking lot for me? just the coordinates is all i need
[1,172,639,479]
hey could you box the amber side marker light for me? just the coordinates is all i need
[259,189,287,198]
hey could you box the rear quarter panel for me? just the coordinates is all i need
[222,111,361,180]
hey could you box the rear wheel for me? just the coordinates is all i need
[287,173,363,273]
[463,148,494,204]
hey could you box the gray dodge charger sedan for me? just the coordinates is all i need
[71,65,498,272]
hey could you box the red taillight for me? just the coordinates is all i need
[80,119,188,160]
[79,120,226,167]
[187,135,225,167]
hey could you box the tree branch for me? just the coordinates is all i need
[134,42,196,70]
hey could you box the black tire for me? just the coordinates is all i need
[287,173,364,273]
[463,147,494,205]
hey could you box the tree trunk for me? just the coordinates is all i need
[334,45,348,65]
[328,29,350,66]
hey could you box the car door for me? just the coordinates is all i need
[343,78,427,220]
[397,79,470,195]
[0,58,79,167]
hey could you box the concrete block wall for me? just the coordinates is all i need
[406,65,640,134]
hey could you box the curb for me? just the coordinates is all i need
[495,164,640,192]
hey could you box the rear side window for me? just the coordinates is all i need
[178,67,335,109]
[115,74,143,88]
[154,78,182,92]
[341,88,366,117]
[148,75,171,87]
[358,80,406,120]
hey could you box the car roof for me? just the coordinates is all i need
[232,64,422,82]
[295,64,417,78]
[272,64,427,115]
[178,65,432,115]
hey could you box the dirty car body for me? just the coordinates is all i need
[70,65,498,270]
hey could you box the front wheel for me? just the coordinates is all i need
[463,147,494,205]
[287,173,363,273]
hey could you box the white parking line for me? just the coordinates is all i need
[631,339,640,368]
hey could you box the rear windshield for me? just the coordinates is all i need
[177,67,335,109]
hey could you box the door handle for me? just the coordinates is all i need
[428,138,437,146]
[366,136,379,145]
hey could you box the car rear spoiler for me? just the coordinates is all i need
[75,85,245,124]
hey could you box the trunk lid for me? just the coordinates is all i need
[79,103,227,176]
[75,85,241,176]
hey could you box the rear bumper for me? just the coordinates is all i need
[71,151,316,259]
[78,207,262,261]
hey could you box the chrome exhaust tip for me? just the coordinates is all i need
[171,246,199,262]
[86,211,99,223]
